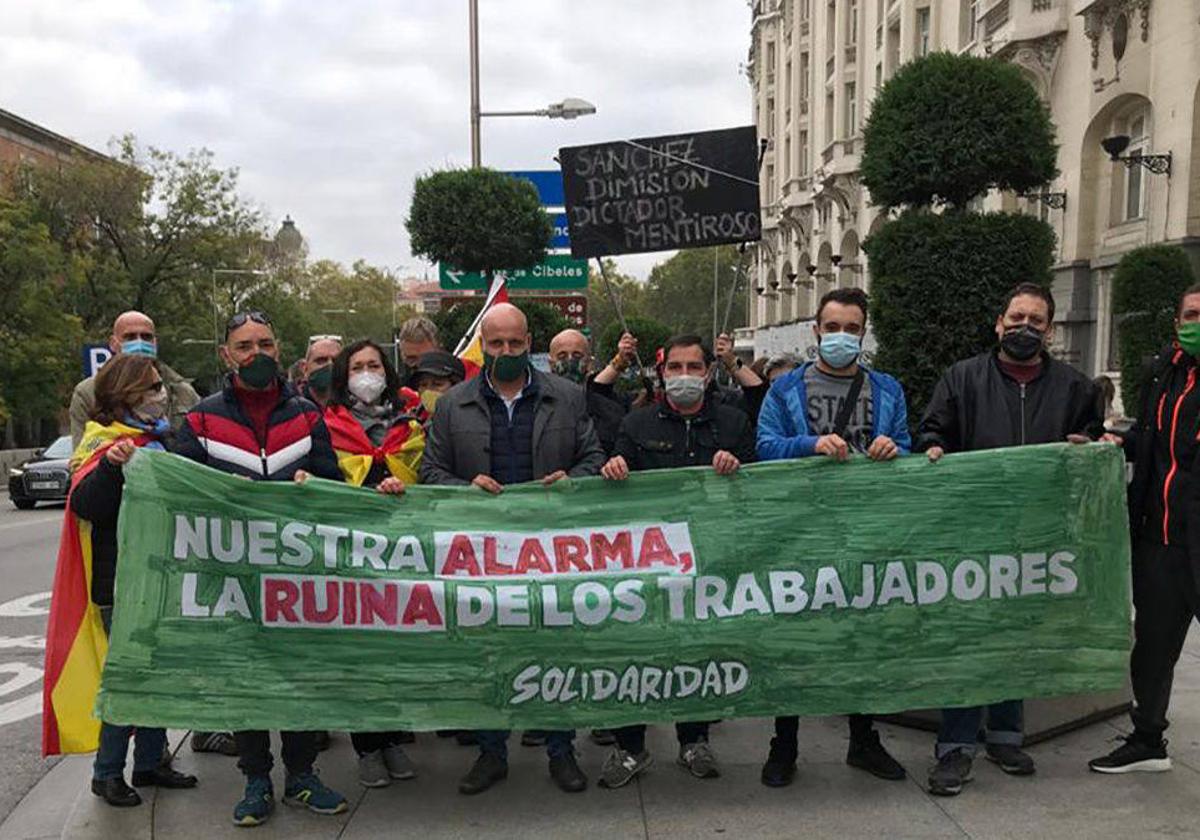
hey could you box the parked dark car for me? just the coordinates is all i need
[8,435,73,510]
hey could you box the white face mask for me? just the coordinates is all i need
[664,374,706,408]
[348,371,387,404]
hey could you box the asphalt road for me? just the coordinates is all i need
[0,494,65,823]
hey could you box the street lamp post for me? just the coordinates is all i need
[467,0,596,166]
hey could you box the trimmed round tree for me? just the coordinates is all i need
[405,168,552,281]
[1111,245,1197,412]
[862,52,1060,417]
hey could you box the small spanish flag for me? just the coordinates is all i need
[455,275,509,381]
[42,421,150,756]
[324,404,425,487]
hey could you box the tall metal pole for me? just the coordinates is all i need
[469,0,481,167]
[712,247,719,344]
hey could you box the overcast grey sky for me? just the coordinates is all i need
[0,0,751,280]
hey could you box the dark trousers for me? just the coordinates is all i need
[937,701,1023,758]
[235,731,317,779]
[351,731,404,756]
[1130,539,1200,741]
[614,721,710,754]
[771,714,874,759]
[476,730,574,761]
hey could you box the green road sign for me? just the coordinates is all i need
[439,254,587,290]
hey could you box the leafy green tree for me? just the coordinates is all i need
[1111,245,1197,413]
[406,168,551,283]
[431,299,570,354]
[596,316,674,370]
[861,53,1058,209]
[641,245,744,338]
[587,258,645,340]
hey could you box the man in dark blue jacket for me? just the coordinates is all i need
[756,287,911,788]
[174,311,345,828]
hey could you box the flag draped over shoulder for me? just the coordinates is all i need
[42,421,149,756]
[324,405,425,487]
[455,276,509,380]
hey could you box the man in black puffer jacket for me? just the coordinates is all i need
[593,334,756,790]
[916,283,1103,798]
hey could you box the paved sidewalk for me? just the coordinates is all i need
[4,634,1199,840]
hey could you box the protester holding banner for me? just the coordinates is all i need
[55,354,199,805]
[549,327,628,456]
[420,302,603,795]
[755,287,911,788]
[1089,283,1200,775]
[174,310,347,826]
[69,310,199,448]
[713,331,767,422]
[596,333,756,787]
[917,282,1102,796]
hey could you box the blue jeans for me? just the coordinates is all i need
[92,606,168,780]
[937,700,1023,758]
[476,730,574,762]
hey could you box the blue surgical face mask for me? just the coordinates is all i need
[121,338,157,358]
[818,332,861,369]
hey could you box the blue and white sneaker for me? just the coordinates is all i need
[232,775,274,827]
[283,772,348,815]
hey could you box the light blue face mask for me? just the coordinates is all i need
[121,338,157,358]
[818,332,861,369]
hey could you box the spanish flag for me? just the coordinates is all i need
[42,421,150,756]
[455,275,509,380]
[324,405,425,487]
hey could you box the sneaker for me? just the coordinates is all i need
[192,731,238,756]
[232,775,274,826]
[760,741,797,788]
[382,744,416,780]
[521,730,548,747]
[847,729,906,780]
[283,772,348,815]
[678,740,720,779]
[590,728,617,746]
[459,752,508,795]
[91,777,142,807]
[1089,735,1171,774]
[985,743,1036,776]
[548,751,588,793]
[598,748,653,789]
[928,749,974,796]
[131,766,199,788]
[358,750,390,788]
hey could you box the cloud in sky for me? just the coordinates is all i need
[0,0,752,279]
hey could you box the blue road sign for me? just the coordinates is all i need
[82,344,113,378]
[549,212,570,249]
[505,170,565,207]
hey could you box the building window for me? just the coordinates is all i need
[767,41,776,85]
[1125,115,1146,221]
[784,135,791,180]
[767,164,776,200]
[798,0,810,21]
[875,62,883,91]
[845,83,857,136]
[960,0,979,47]
[800,129,809,174]
[847,0,859,45]
[800,53,810,99]
[825,92,835,145]
[916,7,931,56]
[767,97,776,135]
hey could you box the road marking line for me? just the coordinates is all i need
[0,635,44,650]
[0,662,41,696]
[0,515,61,532]
[0,691,41,726]
[0,592,51,618]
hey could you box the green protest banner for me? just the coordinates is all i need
[97,444,1131,732]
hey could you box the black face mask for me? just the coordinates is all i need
[1000,324,1044,362]
[238,353,279,388]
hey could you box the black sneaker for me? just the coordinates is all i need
[847,729,906,780]
[1089,735,1171,774]
[91,777,142,807]
[548,751,588,793]
[760,742,797,788]
[191,731,238,756]
[131,766,198,788]
[928,748,973,796]
[985,743,1035,776]
[458,752,508,795]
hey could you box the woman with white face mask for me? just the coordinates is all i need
[320,339,424,788]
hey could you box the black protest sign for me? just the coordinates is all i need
[560,125,762,259]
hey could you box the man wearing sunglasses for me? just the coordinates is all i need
[174,310,347,827]
[69,310,200,448]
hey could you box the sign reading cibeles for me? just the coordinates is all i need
[560,125,762,258]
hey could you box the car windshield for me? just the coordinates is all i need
[41,436,74,460]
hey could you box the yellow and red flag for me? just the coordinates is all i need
[455,275,509,380]
[42,421,150,756]
[324,404,425,486]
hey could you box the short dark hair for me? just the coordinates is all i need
[660,334,714,366]
[816,287,870,326]
[1177,283,1200,316]
[329,339,405,410]
[1001,283,1056,321]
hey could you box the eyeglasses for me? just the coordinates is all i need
[224,311,272,339]
[308,334,342,346]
